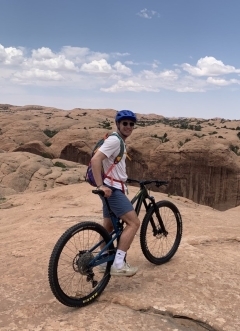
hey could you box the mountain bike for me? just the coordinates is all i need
[48,179,183,307]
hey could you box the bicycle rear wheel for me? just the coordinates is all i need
[140,200,182,265]
[48,221,114,307]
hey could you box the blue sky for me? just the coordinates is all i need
[1,0,240,119]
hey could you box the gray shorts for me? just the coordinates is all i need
[100,185,134,218]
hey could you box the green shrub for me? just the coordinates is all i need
[151,132,169,143]
[41,152,53,159]
[229,144,240,155]
[0,197,6,204]
[43,129,58,138]
[193,133,206,138]
[54,161,66,168]
[44,141,52,147]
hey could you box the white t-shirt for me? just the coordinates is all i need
[98,133,127,190]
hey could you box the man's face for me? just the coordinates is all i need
[119,120,135,137]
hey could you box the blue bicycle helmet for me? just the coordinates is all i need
[115,110,137,123]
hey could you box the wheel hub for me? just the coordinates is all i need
[73,251,94,275]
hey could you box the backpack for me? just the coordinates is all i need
[85,132,125,187]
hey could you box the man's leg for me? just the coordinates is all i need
[117,210,140,251]
[111,210,140,276]
[102,217,113,234]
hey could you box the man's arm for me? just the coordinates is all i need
[91,150,106,187]
[91,150,112,197]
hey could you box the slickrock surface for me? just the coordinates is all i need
[0,182,239,331]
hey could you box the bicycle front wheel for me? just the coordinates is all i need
[140,200,182,265]
[48,221,114,307]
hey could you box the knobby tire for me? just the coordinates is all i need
[48,221,113,307]
[140,200,182,265]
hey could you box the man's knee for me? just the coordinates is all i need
[122,210,140,229]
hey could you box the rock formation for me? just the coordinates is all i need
[0,104,240,210]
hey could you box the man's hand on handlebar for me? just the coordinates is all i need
[97,185,112,198]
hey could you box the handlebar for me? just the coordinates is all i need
[127,178,169,188]
[92,179,169,196]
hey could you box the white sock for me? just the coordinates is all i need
[112,249,126,269]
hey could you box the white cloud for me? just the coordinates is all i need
[13,68,63,82]
[176,86,205,92]
[182,56,240,77]
[80,59,132,76]
[101,79,159,92]
[113,61,132,75]
[124,60,139,66]
[61,46,109,63]
[80,59,112,74]
[26,47,78,71]
[207,77,240,86]
[32,47,55,59]
[141,69,179,81]
[111,52,130,58]
[0,44,24,65]
[137,8,160,19]
[1,43,240,96]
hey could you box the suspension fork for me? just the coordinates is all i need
[148,196,168,235]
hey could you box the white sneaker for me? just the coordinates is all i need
[110,262,138,277]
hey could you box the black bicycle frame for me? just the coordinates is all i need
[89,180,168,267]
[130,183,168,235]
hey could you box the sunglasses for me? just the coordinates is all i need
[122,121,135,127]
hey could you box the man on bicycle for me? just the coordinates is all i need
[91,110,140,276]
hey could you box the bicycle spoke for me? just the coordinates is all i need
[48,222,113,307]
[140,201,182,264]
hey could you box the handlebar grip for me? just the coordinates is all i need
[92,189,105,197]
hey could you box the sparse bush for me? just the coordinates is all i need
[44,141,52,147]
[151,132,169,143]
[193,133,206,138]
[54,161,66,168]
[229,144,240,156]
[99,119,112,130]
[178,138,191,147]
[194,125,202,131]
[41,152,53,159]
[43,129,58,138]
